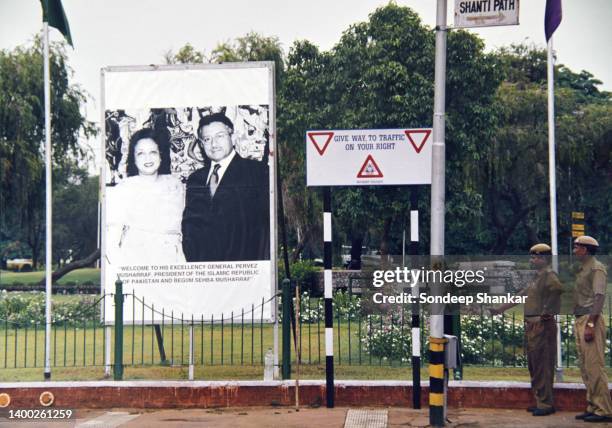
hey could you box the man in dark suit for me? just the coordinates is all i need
[182,113,270,262]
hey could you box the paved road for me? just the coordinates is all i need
[1,406,606,427]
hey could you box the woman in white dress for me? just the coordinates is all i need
[108,128,186,265]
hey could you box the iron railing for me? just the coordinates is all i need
[1,290,611,373]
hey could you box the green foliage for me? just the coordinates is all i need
[164,43,206,64]
[52,174,99,264]
[360,313,527,365]
[461,315,525,365]
[482,44,612,253]
[279,4,502,256]
[166,33,285,87]
[362,316,412,362]
[282,291,360,323]
[0,292,100,327]
[0,267,100,285]
[288,260,320,293]
[0,37,96,267]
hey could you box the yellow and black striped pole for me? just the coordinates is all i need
[429,336,447,425]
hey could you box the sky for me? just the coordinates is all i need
[1,0,611,169]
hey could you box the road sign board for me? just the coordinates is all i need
[454,0,519,28]
[572,224,585,232]
[306,128,432,186]
[572,211,585,220]
[572,231,585,238]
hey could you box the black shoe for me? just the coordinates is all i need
[576,412,594,420]
[584,414,612,423]
[527,407,537,412]
[532,408,555,416]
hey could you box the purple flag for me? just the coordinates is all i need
[545,0,562,41]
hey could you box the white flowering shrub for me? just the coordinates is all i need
[361,315,412,362]
[283,290,361,323]
[0,292,100,327]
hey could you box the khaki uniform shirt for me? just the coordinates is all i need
[573,256,608,315]
[524,267,563,319]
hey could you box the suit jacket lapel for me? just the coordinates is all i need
[213,155,239,198]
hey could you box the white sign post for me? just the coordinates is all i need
[306,128,432,187]
[454,0,519,28]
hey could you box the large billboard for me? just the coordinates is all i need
[101,63,276,322]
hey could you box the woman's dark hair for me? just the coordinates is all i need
[126,128,171,177]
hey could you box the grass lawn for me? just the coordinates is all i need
[0,268,100,286]
[1,319,609,383]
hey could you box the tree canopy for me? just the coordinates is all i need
[0,38,95,267]
[3,4,610,271]
[166,4,611,258]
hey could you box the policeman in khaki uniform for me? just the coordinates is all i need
[572,236,612,423]
[491,243,562,416]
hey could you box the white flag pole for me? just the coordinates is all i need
[547,36,563,382]
[547,39,559,278]
[43,21,53,381]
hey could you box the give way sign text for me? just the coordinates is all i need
[306,128,432,187]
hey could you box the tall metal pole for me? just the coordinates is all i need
[547,37,563,382]
[429,0,447,425]
[431,2,447,256]
[43,22,53,381]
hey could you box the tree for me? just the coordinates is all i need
[162,14,611,259]
[53,170,99,266]
[164,43,207,64]
[482,44,612,253]
[279,4,502,260]
[0,37,96,268]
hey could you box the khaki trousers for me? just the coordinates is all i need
[525,318,556,409]
[575,315,612,417]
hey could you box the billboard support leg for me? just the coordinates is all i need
[104,325,111,377]
[282,279,292,379]
[189,320,194,380]
[154,325,167,364]
[113,278,124,381]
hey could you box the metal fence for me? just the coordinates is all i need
[1,289,611,372]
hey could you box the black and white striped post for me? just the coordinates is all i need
[323,188,334,408]
[410,207,421,409]
[411,294,421,408]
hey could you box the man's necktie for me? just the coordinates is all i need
[208,164,221,197]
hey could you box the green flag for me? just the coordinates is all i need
[40,0,73,46]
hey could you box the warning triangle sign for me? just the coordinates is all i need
[404,129,431,154]
[307,132,334,156]
[357,155,383,178]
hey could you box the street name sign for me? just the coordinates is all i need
[306,128,432,187]
[454,0,519,28]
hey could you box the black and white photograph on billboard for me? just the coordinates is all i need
[101,65,275,323]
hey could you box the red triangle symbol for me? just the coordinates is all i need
[357,155,383,178]
[308,132,334,156]
[404,129,431,154]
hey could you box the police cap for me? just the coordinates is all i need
[529,243,552,255]
[574,236,599,247]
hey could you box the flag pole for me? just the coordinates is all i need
[547,35,563,382]
[547,38,558,285]
[43,20,53,381]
